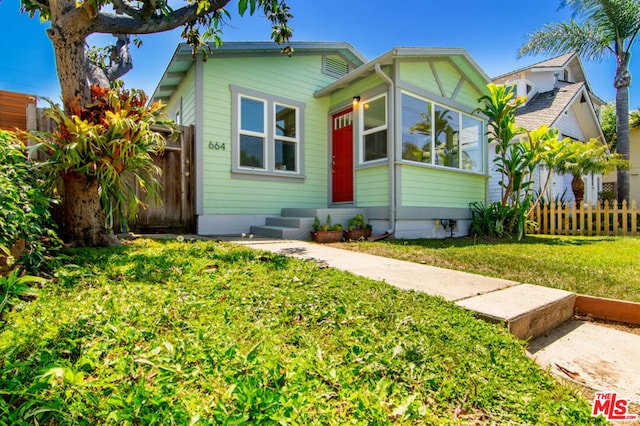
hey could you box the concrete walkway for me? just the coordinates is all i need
[216,236,640,406]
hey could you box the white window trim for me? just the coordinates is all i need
[239,94,267,170]
[359,93,388,164]
[273,102,301,172]
[400,90,485,174]
[231,85,305,179]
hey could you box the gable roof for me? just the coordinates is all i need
[515,82,585,130]
[151,41,367,102]
[515,81,604,142]
[493,52,578,81]
[314,47,491,98]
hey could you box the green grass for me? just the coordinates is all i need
[334,235,640,303]
[0,239,604,424]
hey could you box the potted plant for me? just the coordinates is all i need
[344,213,372,241]
[310,215,343,243]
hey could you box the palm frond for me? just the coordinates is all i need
[630,109,640,128]
[519,20,611,59]
[522,0,640,58]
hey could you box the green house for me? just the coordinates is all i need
[151,42,491,239]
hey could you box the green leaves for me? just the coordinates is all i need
[29,87,169,231]
[0,130,61,272]
[520,0,640,60]
[0,240,604,424]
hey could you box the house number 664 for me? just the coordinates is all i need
[208,141,226,150]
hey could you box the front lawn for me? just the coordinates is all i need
[334,235,640,303]
[0,239,603,424]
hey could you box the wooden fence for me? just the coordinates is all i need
[528,200,639,237]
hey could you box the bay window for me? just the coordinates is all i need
[401,91,484,173]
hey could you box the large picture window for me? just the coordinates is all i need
[361,94,387,162]
[401,92,484,173]
[232,86,305,177]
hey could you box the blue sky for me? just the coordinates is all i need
[1,0,639,108]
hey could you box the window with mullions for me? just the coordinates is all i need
[401,92,484,173]
[239,97,266,168]
[361,95,387,162]
[232,86,304,177]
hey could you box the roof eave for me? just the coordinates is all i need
[314,47,491,98]
[151,41,368,103]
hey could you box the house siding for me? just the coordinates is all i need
[398,61,443,100]
[356,166,389,206]
[398,60,484,111]
[199,55,335,216]
[163,67,196,125]
[527,72,555,93]
[328,72,387,107]
[556,107,586,140]
[401,165,485,208]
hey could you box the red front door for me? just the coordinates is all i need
[332,109,354,203]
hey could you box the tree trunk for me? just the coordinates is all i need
[571,175,585,204]
[614,54,631,203]
[47,2,93,111]
[60,175,120,247]
[46,3,120,246]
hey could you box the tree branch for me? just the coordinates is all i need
[105,34,133,81]
[90,0,232,35]
[111,0,143,21]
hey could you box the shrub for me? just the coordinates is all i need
[0,130,60,272]
[598,190,616,204]
[469,201,531,239]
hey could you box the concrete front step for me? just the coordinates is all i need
[265,216,315,229]
[249,225,311,240]
[455,284,576,340]
[251,208,368,240]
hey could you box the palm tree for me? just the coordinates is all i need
[519,0,640,202]
[554,139,628,203]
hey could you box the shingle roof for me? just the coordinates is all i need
[515,82,585,131]
[527,52,576,69]
[493,52,577,81]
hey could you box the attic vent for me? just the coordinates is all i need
[323,55,350,78]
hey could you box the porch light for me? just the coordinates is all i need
[352,96,361,106]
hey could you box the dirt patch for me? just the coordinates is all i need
[574,313,640,336]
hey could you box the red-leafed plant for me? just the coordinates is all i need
[29,86,172,246]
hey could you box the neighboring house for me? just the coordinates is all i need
[491,52,607,205]
[630,126,640,204]
[0,89,37,132]
[151,42,491,239]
